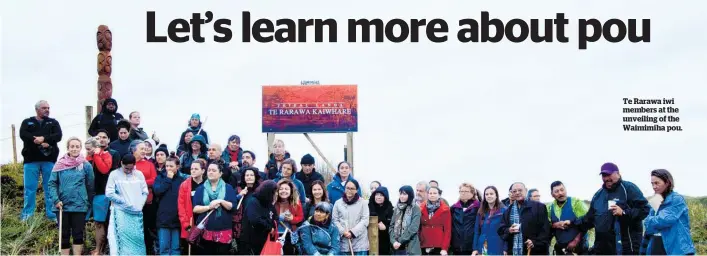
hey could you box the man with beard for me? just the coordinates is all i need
[19,100,63,222]
[295,154,324,201]
[573,162,649,255]
[499,182,551,255]
[89,98,124,143]
[414,181,429,205]
[547,181,588,255]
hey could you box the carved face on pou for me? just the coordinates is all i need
[97,52,112,76]
[97,25,112,51]
[97,75,113,100]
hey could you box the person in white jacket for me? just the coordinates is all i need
[105,154,149,256]
[332,179,370,255]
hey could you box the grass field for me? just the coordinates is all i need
[1,162,705,255]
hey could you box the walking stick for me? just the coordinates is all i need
[348,238,354,256]
[236,196,244,210]
[58,207,63,255]
[188,217,192,256]
[196,117,208,135]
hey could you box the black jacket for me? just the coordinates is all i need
[19,116,62,163]
[294,169,324,199]
[264,152,290,180]
[575,179,649,255]
[498,200,551,255]
[241,187,276,250]
[88,98,124,142]
[368,187,394,255]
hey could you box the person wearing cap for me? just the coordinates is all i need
[573,162,650,255]
[295,153,325,201]
[176,113,209,151]
[298,202,341,255]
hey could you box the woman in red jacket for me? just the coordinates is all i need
[419,186,452,255]
[275,179,305,255]
[177,159,206,254]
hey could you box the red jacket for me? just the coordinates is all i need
[419,200,452,250]
[275,200,304,231]
[136,159,157,204]
[178,178,196,238]
[86,150,112,174]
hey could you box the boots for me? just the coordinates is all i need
[72,245,83,256]
[61,249,71,255]
[93,223,106,255]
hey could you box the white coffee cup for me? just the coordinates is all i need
[608,200,617,209]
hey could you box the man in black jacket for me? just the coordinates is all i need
[88,98,123,143]
[498,182,551,255]
[19,100,62,222]
[573,162,649,255]
[294,154,324,202]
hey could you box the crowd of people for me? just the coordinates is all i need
[19,99,698,255]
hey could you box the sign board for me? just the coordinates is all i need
[262,85,358,133]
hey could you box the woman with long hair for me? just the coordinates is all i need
[275,179,305,255]
[327,161,361,204]
[472,186,507,256]
[241,180,278,254]
[369,186,394,255]
[232,166,261,253]
[641,169,696,255]
[298,202,341,255]
[274,158,307,204]
[419,186,452,255]
[332,179,370,255]
[191,162,239,254]
[389,185,422,255]
[450,182,480,255]
[305,180,329,220]
[47,137,95,255]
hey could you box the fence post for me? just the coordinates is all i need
[11,124,18,164]
[85,106,93,138]
[368,216,379,255]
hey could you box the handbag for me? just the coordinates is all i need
[261,221,284,256]
[187,209,215,245]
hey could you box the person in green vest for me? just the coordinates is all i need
[547,181,589,255]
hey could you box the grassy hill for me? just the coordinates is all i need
[1,163,705,255]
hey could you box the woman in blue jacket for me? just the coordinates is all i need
[472,186,506,256]
[641,169,696,255]
[326,161,361,204]
[153,157,187,255]
[47,137,95,255]
[298,202,341,255]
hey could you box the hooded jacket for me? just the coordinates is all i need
[451,199,480,253]
[574,179,650,255]
[88,98,124,142]
[369,187,394,255]
[178,134,207,175]
[326,174,362,205]
[153,169,187,229]
[46,162,95,212]
[19,116,63,163]
[241,181,277,250]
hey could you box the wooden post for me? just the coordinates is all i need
[266,132,275,156]
[11,124,18,164]
[85,106,93,138]
[303,133,337,173]
[346,132,354,175]
[368,216,379,255]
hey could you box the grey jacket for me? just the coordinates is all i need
[332,197,370,253]
[389,204,422,255]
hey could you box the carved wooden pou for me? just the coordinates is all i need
[97,25,113,113]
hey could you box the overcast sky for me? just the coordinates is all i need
[2,1,706,202]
